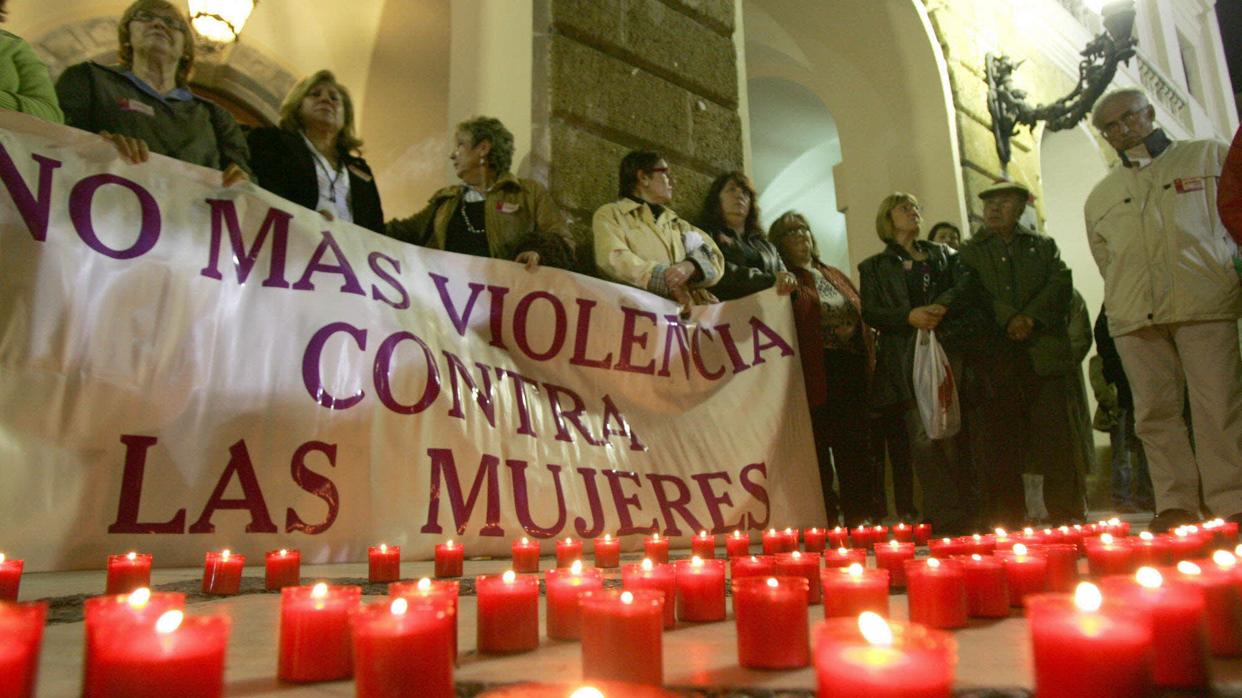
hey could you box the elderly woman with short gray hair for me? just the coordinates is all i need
[385,116,575,269]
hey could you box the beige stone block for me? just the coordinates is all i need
[664,0,734,34]
[958,113,1004,176]
[689,98,743,172]
[549,122,629,216]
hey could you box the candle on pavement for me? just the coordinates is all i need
[593,534,621,569]
[644,533,670,564]
[733,577,809,668]
[960,554,1009,618]
[726,530,751,558]
[545,561,604,641]
[1101,567,1209,689]
[690,531,716,560]
[434,540,464,578]
[905,558,967,629]
[477,571,539,654]
[775,551,822,604]
[278,582,361,682]
[821,563,890,619]
[674,556,726,622]
[813,612,955,697]
[511,538,541,574]
[0,553,21,602]
[201,550,244,595]
[0,601,45,698]
[999,544,1048,607]
[622,559,676,629]
[579,589,665,686]
[265,549,301,590]
[351,597,454,698]
[368,544,400,583]
[555,537,583,569]
[389,577,460,660]
[106,552,152,595]
[88,609,230,698]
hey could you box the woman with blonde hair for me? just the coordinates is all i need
[248,70,384,232]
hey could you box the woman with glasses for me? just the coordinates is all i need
[248,71,383,233]
[769,211,873,528]
[55,0,250,186]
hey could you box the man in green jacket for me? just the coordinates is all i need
[960,181,1084,527]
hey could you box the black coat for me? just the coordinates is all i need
[707,227,786,300]
[247,127,384,233]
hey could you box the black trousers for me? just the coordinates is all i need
[809,349,873,528]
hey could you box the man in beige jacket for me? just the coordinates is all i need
[1084,87,1242,531]
[593,150,724,307]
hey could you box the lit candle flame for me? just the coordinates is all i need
[417,578,432,592]
[1100,533,1114,545]
[620,591,634,605]
[786,527,794,534]
[0,553,5,563]
[847,563,863,577]
[1107,517,1120,526]
[767,577,779,588]
[311,582,328,598]
[503,570,516,584]
[792,551,801,559]
[221,549,231,560]
[889,540,899,549]
[1023,527,1034,536]
[1177,561,1202,576]
[1136,567,1163,589]
[653,533,660,541]
[1059,526,1070,533]
[733,531,742,538]
[1013,544,1029,557]
[995,528,1007,537]
[837,547,849,555]
[1139,532,1153,541]
[521,537,529,545]
[971,554,982,561]
[127,587,151,608]
[1236,544,1242,558]
[873,525,883,532]
[569,688,604,698]
[604,534,612,542]
[691,556,703,569]
[972,534,982,541]
[1074,582,1102,612]
[155,610,183,634]
[700,530,708,538]
[769,528,777,535]
[279,548,288,556]
[379,544,387,554]
[858,612,892,646]
[126,551,137,561]
[1213,551,1237,568]
[941,537,951,544]
[928,558,941,568]
[446,539,453,548]
[390,597,408,616]
[566,537,573,544]
[641,558,653,571]
[570,560,583,575]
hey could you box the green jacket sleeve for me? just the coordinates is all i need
[205,103,251,175]
[0,35,63,124]
[384,198,439,247]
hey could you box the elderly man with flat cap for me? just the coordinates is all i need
[960,180,1084,528]
[1085,87,1242,533]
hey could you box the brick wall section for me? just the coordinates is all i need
[535,0,743,271]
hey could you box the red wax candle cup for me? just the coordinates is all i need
[1175,559,1242,657]
[814,613,955,698]
[849,525,873,549]
[999,544,1049,607]
[352,598,454,698]
[0,601,46,698]
[477,571,539,654]
[622,559,677,629]
[821,563,890,619]
[1102,567,1209,689]
[890,524,913,543]
[823,546,867,569]
[593,534,621,569]
[674,556,726,622]
[0,553,21,602]
[1085,533,1135,577]
[960,554,1009,618]
[545,561,604,640]
[774,551,822,604]
[734,577,810,668]
[278,583,360,682]
[1132,532,1173,568]
[784,527,800,551]
[106,552,152,595]
[434,540,464,578]
[89,609,230,698]
[762,528,786,555]
[730,555,776,581]
[367,544,401,583]
[1039,544,1080,593]
[511,538,540,574]
[555,537,583,569]
[1026,584,1153,698]
[579,589,665,686]
[726,530,751,558]
[874,541,916,588]
[389,578,460,660]
[691,531,716,559]
[913,523,933,546]
[644,534,670,564]
[83,588,186,693]
[826,527,850,549]
[265,549,301,590]
[804,527,827,553]
[905,558,968,629]
[201,550,245,595]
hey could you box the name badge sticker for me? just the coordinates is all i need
[347,165,372,182]
[498,202,520,214]
[1174,177,1205,194]
[117,98,155,117]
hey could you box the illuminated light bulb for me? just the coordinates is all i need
[1177,561,1202,576]
[1100,533,1115,545]
[221,549,231,560]
[1136,567,1163,589]
[767,577,779,588]
[858,612,893,646]
[1013,544,1029,557]
[641,559,654,572]
[971,554,983,561]
[1074,582,1102,612]
[390,597,408,616]
[126,552,137,561]
[570,560,583,575]
[127,587,151,608]
[570,687,605,698]
[311,582,328,598]
[503,570,517,584]
[927,558,941,568]
[1213,551,1237,568]
[1139,532,1154,541]
[155,610,183,634]
[691,556,704,568]
[620,591,634,605]
[417,578,431,592]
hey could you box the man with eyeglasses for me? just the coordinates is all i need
[1085,87,1242,532]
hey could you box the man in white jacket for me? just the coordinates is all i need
[1084,87,1242,532]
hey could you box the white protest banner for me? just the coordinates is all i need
[0,113,824,571]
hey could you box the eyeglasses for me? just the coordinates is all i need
[646,167,670,176]
[1097,106,1147,136]
[893,202,921,214]
[131,10,187,33]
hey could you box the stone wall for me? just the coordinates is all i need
[533,0,743,271]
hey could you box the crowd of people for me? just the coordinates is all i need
[6,0,1242,535]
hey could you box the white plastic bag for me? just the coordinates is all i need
[913,329,960,439]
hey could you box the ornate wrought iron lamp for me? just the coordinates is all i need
[188,0,258,55]
[985,0,1137,168]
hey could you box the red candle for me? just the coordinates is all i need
[351,598,454,698]
[1102,568,1209,688]
[849,525,873,549]
[83,589,185,694]
[511,537,541,574]
[813,613,955,697]
[821,563,890,619]
[1099,517,1131,537]
[368,544,401,583]
[1168,528,1206,562]
[1132,532,1173,568]
[278,582,360,682]
[674,556,726,622]
[554,537,583,568]
[593,533,621,569]
[690,530,716,559]
[88,609,230,698]
[201,550,244,595]
[389,578,460,660]
[643,533,669,564]
[622,559,676,629]
[913,523,933,546]
[1174,559,1242,657]
[823,546,867,570]
[476,571,539,653]
[999,544,1048,607]
[1026,584,1153,698]
[1085,534,1135,577]
[992,529,1017,552]
[826,527,850,549]
[0,601,45,698]
[1204,519,1239,548]
[579,589,665,685]
[963,534,996,556]
[905,558,967,629]
[730,554,776,581]
[544,561,604,641]
[774,551,822,604]
[434,540,464,578]
[873,540,916,588]
[803,527,827,553]
[725,530,751,558]
[1039,543,1080,593]
[959,554,1009,618]
[928,537,967,558]
[106,552,152,595]
[733,576,809,668]
[0,553,21,602]
[783,527,800,551]
[265,549,300,590]
[890,523,913,543]
[762,528,787,555]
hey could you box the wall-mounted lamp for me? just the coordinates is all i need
[984,0,1137,168]
[188,0,258,50]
